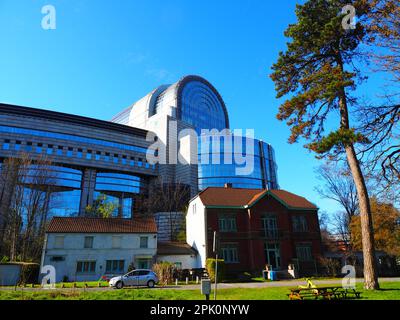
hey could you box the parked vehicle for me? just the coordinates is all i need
[109,269,159,289]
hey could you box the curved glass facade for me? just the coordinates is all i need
[180,81,227,132]
[198,135,278,190]
[94,172,142,218]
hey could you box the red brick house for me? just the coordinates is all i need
[186,186,322,277]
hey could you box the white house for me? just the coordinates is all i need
[186,194,208,269]
[40,217,158,282]
[156,242,198,269]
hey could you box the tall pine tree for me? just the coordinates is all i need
[270,0,379,289]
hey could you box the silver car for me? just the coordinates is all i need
[109,269,158,289]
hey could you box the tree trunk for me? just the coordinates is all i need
[337,77,380,289]
[344,145,379,289]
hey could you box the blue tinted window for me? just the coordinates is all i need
[198,137,278,190]
[180,81,227,133]
[95,172,141,194]
[94,172,141,218]
[0,125,150,155]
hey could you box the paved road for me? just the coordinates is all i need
[1,277,399,292]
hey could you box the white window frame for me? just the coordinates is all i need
[54,236,65,249]
[112,236,122,249]
[220,244,239,263]
[292,215,308,232]
[84,236,94,249]
[296,244,313,261]
[139,236,148,249]
[218,215,237,232]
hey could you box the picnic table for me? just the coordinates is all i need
[288,286,361,300]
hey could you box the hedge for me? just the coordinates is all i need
[206,258,225,282]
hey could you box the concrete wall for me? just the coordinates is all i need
[0,264,21,286]
[42,232,157,282]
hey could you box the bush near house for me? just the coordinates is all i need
[318,257,341,277]
[152,262,175,285]
[19,263,40,285]
[206,258,226,282]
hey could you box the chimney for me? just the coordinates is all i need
[224,183,233,189]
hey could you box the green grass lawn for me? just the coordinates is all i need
[0,281,399,300]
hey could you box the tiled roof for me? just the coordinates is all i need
[198,188,264,207]
[268,190,317,210]
[46,217,157,234]
[157,242,198,256]
[197,187,317,210]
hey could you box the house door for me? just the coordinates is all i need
[264,243,281,270]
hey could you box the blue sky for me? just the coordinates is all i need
[0,0,388,227]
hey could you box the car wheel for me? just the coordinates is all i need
[115,281,124,289]
[147,280,155,288]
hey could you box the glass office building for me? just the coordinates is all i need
[198,135,278,190]
[111,75,279,192]
[0,104,156,220]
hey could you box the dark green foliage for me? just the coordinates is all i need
[18,263,40,285]
[307,128,369,156]
[270,0,369,155]
[206,258,226,282]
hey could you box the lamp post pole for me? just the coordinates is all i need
[213,231,218,301]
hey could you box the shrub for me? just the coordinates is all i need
[206,258,225,282]
[18,263,40,285]
[127,262,136,272]
[318,257,341,277]
[0,256,10,263]
[152,262,175,286]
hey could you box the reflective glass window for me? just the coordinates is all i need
[0,125,149,155]
[94,172,141,218]
[2,140,10,150]
[180,81,227,132]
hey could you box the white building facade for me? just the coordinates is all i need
[41,217,158,282]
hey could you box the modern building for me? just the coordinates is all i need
[40,217,158,282]
[111,75,279,194]
[186,185,322,277]
[0,75,279,241]
[0,103,158,219]
[198,135,278,190]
